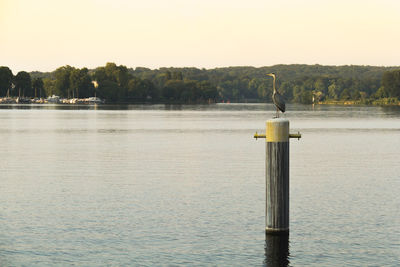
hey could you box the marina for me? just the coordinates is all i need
[0,96,104,105]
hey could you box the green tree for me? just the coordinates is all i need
[292,85,302,103]
[54,65,74,97]
[340,88,351,100]
[172,71,183,80]
[298,90,312,104]
[256,80,270,100]
[293,85,312,104]
[14,71,32,97]
[382,70,400,97]
[350,89,361,100]
[373,86,388,99]
[103,62,131,87]
[43,78,58,97]
[127,77,147,100]
[162,80,184,100]
[93,67,107,82]
[93,63,135,101]
[0,66,13,96]
[180,80,197,101]
[314,78,327,94]
[32,77,44,98]
[199,81,218,101]
[70,68,94,98]
[279,81,293,100]
[328,82,339,100]
[97,80,123,101]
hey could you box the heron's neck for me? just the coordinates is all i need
[272,77,277,93]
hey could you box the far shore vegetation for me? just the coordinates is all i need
[0,63,399,106]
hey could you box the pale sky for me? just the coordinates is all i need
[1,0,399,72]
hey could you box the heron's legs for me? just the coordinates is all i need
[276,107,279,118]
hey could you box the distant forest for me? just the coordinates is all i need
[1,63,400,104]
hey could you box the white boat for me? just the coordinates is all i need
[47,95,60,103]
[16,97,31,104]
[87,97,104,104]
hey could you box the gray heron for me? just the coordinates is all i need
[267,73,285,117]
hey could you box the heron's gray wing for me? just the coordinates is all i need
[273,93,286,112]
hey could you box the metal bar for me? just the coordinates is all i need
[254,132,301,140]
[289,133,301,140]
[254,133,266,139]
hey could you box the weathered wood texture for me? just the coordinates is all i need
[266,141,289,233]
[265,118,290,234]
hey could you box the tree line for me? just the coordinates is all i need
[1,63,399,104]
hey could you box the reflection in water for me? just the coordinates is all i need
[264,233,290,267]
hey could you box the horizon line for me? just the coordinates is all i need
[6,63,400,74]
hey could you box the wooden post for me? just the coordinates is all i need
[264,233,289,266]
[265,118,289,234]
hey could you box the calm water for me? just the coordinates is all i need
[0,104,399,266]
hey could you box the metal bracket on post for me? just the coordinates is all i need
[254,132,301,140]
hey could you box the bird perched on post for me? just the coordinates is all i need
[267,73,285,118]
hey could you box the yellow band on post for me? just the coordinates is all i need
[266,119,289,142]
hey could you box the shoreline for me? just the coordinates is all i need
[317,98,400,106]
[1,97,399,107]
